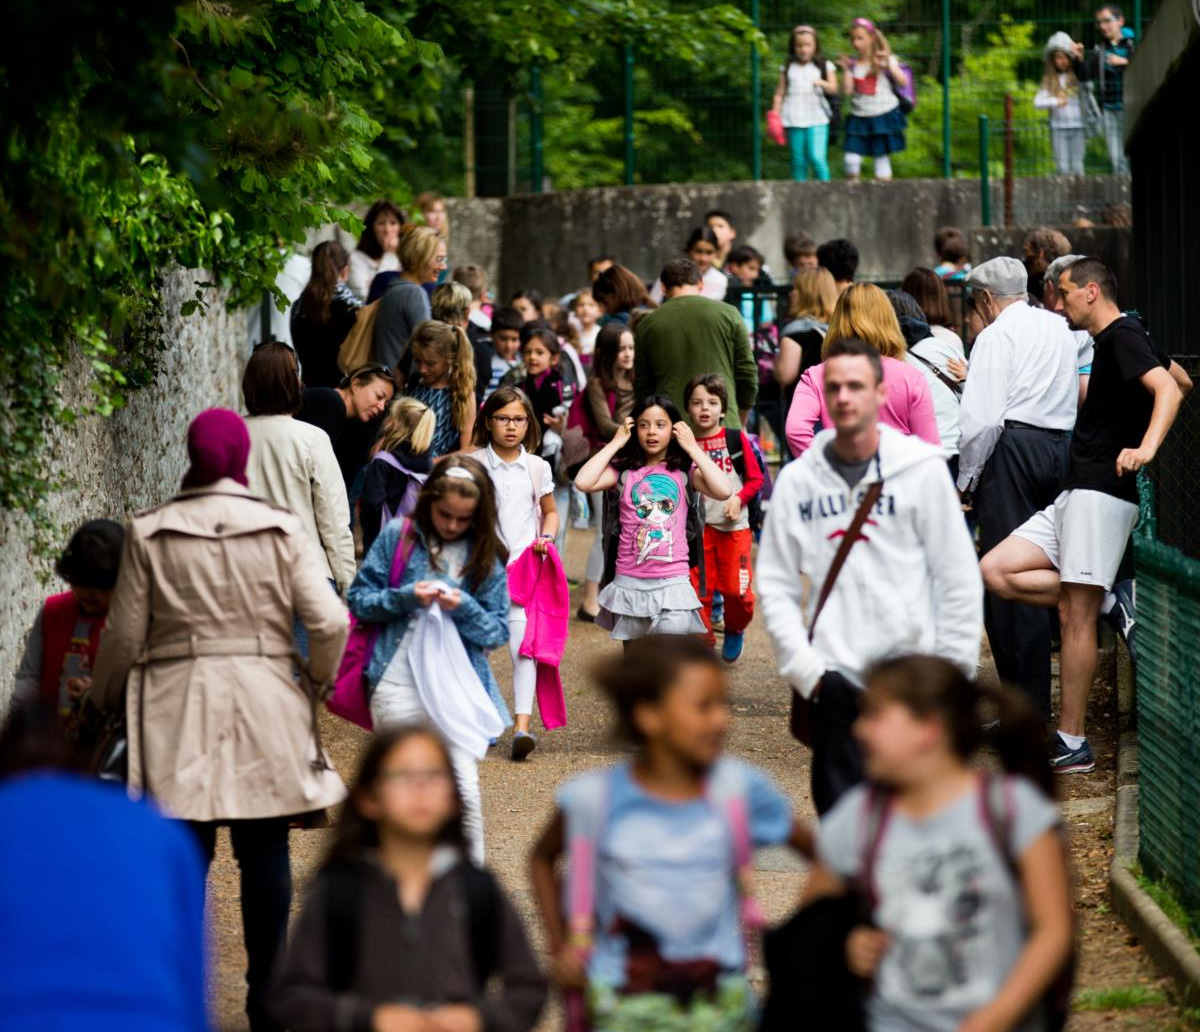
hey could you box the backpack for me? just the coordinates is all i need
[337,298,381,374]
[370,451,428,525]
[561,760,766,1032]
[600,468,707,597]
[861,774,1075,1032]
[723,428,771,537]
[323,859,501,992]
[891,63,917,114]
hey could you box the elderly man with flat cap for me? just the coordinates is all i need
[956,256,1080,721]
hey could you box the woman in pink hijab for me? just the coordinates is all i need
[91,408,349,1032]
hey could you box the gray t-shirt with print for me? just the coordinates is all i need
[818,777,1059,1032]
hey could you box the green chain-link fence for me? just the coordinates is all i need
[1135,357,1200,909]
[411,1,1157,199]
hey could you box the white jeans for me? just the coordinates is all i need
[553,483,570,554]
[586,490,605,584]
[1050,126,1087,175]
[371,666,486,865]
[508,602,537,717]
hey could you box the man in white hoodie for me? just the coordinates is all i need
[758,338,983,813]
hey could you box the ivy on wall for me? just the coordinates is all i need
[0,0,442,532]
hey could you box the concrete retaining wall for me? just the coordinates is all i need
[447,176,1129,300]
[0,271,243,710]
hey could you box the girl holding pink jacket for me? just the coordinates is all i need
[785,283,940,456]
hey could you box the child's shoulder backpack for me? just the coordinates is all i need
[860,774,1075,1032]
[561,758,765,962]
[722,428,771,536]
[324,859,501,992]
[600,469,706,596]
[371,451,429,523]
[891,63,917,114]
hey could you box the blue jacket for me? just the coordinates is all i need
[347,520,512,726]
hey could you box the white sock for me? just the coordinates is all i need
[1100,590,1116,615]
[844,152,863,177]
[874,155,893,179]
[1057,730,1086,750]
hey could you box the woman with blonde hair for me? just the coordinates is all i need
[784,282,940,456]
[775,267,840,388]
[372,225,447,367]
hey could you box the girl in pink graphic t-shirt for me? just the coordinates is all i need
[574,395,732,643]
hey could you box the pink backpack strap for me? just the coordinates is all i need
[706,760,767,936]
[388,520,415,588]
[859,786,894,911]
[978,771,1018,879]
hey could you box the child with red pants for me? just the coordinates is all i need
[685,374,763,662]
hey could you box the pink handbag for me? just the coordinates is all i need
[326,521,414,729]
[766,109,786,146]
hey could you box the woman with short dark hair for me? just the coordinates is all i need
[243,343,356,596]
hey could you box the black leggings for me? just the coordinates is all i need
[188,817,293,1032]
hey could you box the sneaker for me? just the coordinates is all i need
[1102,579,1137,667]
[722,631,745,663]
[1049,736,1095,775]
[511,731,537,761]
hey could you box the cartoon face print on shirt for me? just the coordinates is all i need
[631,472,682,566]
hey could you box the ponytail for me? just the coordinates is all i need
[300,240,350,325]
[864,655,1054,798]
[449,325,477,435]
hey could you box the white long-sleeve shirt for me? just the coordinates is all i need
[758,426,982,697]
[1033,75,1086,130]
[955,301,1079,492]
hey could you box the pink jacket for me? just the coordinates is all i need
[785,356,942,456]
[506,544,569,730]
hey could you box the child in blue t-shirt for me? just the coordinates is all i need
[530,635,811,1031]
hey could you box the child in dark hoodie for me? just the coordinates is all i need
[359,397,437,553]
[269,725,547,1032]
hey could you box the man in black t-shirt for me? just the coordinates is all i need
[980,258,1191,775]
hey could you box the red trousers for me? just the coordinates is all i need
[691,525,755,646]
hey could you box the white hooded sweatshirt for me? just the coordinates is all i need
[758,425,982,698]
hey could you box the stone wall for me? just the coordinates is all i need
[446,176,1130,300]
[0,270,243,710]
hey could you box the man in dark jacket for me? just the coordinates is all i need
[1072,4,1135,173]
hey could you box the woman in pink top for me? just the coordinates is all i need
[785,282,940,455]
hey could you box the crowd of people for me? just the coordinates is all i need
[2,182,1192,1032]
[768,4,1137,182]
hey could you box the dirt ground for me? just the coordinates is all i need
[207,523,1192,1031]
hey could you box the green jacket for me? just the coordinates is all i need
[633,294,758,429]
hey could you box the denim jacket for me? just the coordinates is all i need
[347,521,512,726]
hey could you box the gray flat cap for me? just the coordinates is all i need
[965,256,1028,297]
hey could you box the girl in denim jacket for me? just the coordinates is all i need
[348,455,511,861]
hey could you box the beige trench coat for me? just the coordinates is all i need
[91,479,350,822]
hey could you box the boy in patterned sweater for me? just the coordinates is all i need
[685,374,764,662]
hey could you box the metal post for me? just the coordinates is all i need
[1003,93,1014,227]
[979,114,991,227]
[624,45,635,186]
[530,65,544,194]
[463,85,476,199]
[750,0,762,181]
[1134,0,1143,41]
[941,0,952,178]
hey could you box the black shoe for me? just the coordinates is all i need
[576,606,598,623]
[1102,579,1137,667]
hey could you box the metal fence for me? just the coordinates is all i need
[1135,369,1200,907]
[405,0,1159,197]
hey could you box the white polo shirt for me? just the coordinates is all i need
[956,301,1080,491]
[470,445,553,563]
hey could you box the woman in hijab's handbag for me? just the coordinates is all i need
[91,408,350,1032]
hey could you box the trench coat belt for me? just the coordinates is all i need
[140,634,295,663]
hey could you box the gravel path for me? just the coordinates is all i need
[207,523,1178,1031]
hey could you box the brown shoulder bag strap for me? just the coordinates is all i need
[808,474,884,644]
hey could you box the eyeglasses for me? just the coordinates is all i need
[1096,15,1116,23]
[380,769,454,789]
[352,363,393,379]
[436,254,449,266]
[490,415,529,426]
